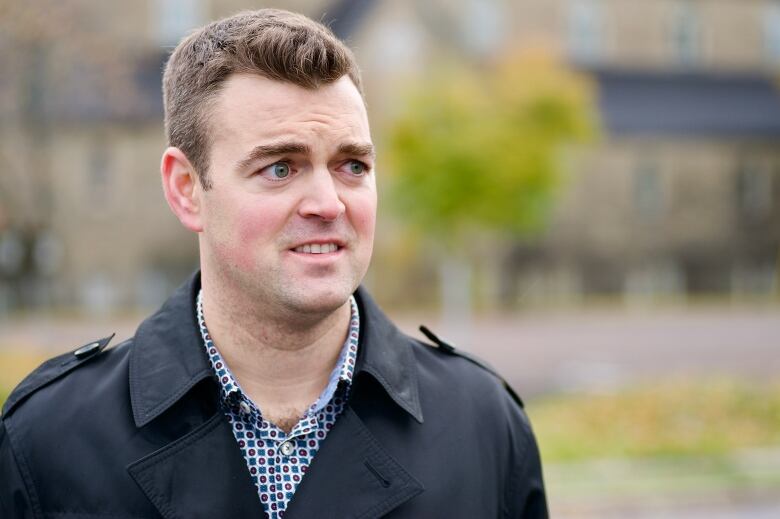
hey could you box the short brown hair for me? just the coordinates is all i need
[162,9,363,189]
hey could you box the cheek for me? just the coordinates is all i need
[217,201,285,269]
[349,191,377,240]
[235,204,278,245]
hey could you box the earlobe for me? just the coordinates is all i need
[161,147,204,232]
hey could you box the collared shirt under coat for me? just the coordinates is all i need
[197,290,360,516]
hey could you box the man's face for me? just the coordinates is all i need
[198,73,376,317]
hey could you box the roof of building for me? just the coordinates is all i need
[592,68,780,137]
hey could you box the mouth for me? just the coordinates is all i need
[290,241,344,255]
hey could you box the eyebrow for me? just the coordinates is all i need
[338,142,376,160]
[235,142,310,171]
[235,141,376,172]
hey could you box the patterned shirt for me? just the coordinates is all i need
[196,290,359,518]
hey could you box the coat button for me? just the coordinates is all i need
[239,401,251,415]
[280,441,294,456]
[74,341,101,359]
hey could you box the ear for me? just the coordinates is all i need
[161,147,204,233]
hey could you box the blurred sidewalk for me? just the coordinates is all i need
[395,305,780,397]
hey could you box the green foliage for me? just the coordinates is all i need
[384,52,596,245]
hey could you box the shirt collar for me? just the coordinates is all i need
[129,272,423,428]
[195,289,360,416]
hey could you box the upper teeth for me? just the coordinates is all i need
[294,243,338,254]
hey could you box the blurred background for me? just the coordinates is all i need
[1,0,779,516]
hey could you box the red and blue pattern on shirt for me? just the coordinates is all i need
[196,290,359,518]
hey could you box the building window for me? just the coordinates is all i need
[670,0,700,66]
[566,0,604,64]
[764,2,780,65]
[737,159,773,220]
[154,0,206,47]
[634,159,663,222]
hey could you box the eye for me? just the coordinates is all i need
[259,162,292,181]
[344,160,369,176]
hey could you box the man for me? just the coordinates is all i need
[1,9,547,518]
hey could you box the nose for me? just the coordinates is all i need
[297,168,346,221]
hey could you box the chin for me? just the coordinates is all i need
[280,281,355,315]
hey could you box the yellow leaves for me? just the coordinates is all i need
[495,49,595,108]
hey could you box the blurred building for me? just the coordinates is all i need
[0,0,331,313]
[505,0,780,305]
[349,0,780,306]
[0,0,778,313]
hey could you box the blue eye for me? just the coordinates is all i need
[259,162,291,181]
[270,163,290,178]
[348,161,366,175]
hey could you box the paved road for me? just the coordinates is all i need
[555,498,780,519]
[395,306,780,396]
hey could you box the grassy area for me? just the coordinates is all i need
[527,379,780,505]
[527,377,780,463]
[0,349,51,409]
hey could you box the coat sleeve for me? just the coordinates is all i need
[503,398,549,519]
[0,420,36,518]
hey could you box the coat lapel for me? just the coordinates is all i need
[125,273,266,516]
[127,413,265,519]
[284,407,423,519]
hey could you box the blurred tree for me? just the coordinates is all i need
[387,50,594,240]
[383,51,596,320]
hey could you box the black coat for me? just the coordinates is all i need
[1,273,547,518]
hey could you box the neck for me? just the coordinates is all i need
[199,271,352,424]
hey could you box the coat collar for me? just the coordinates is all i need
[129,271,423,428]
[352,287,424,423]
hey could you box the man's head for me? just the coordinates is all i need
[161,9,376,320]
[162,9,363,188]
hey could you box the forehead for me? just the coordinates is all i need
[209,73,370,148]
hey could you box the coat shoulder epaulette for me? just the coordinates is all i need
[418,325,524,408]
[1,334,115,419]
